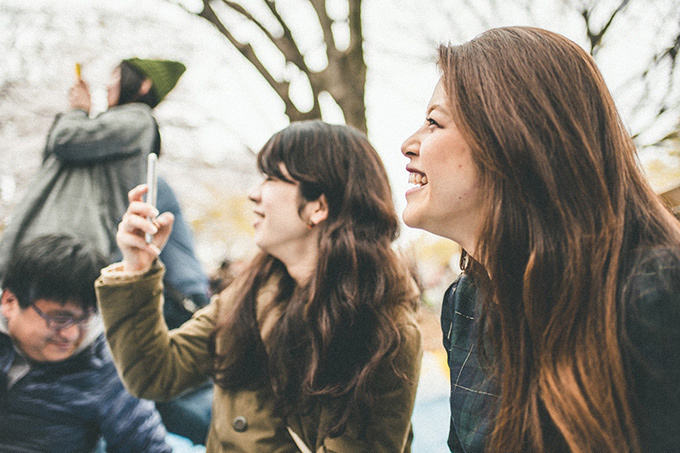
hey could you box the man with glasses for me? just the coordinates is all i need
[0,234,171,452]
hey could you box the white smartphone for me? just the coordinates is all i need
[145,153,158,244]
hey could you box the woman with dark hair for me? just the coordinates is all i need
[96,120,422,452]
[401,26,680,452]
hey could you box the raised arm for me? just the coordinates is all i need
[45,103,157,164]
[95,185,214,400]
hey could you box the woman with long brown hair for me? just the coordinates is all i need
[96,120,422,451]
[401,26,680,452]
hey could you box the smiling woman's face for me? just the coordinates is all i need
[400,79,484,254]
[247,164,322,264]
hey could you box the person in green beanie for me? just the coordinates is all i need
[0,58,213,447]
[104,58,186,109]
[0,57,187,269]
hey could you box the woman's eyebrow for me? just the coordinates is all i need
[427,102,448,116]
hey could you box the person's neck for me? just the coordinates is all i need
[283,260,315,286]
[274,248,317,286]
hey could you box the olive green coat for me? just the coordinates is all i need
[95,263,422,452]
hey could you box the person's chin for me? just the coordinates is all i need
[254,239,274,256]
[45,344,77,362]
[253,234,266,251]
[402,205,424,230]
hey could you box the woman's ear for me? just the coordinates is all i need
[139,78,153,96]
[308,194,329,226]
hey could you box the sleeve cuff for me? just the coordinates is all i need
[100,260,159,284]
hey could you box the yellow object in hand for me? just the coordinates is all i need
[75,63,81,79]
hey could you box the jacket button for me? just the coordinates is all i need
[232,416,248,432]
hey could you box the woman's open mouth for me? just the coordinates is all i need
[408,172,428,188]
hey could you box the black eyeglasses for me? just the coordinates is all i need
[30,304,92,331]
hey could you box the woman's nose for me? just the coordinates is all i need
[401,130,420,157]
[248,183,262,203]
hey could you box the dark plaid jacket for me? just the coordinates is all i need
[441,274,497,452]
[440,249,680,452]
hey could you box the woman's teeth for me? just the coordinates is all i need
[408,172,428,187]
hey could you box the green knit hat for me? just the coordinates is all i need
[124,58,186,103]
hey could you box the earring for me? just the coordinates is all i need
[307,220,315,230]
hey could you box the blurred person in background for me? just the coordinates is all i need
[96,120,423,452]
[0,234,171,452]
[0,57,212,445]
[401,26,680,452]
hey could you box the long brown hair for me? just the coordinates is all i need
[209,120,417,438]
[439,27,680,451]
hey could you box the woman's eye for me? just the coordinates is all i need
[426,117,440,128]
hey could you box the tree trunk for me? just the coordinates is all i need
[190,0,368,133]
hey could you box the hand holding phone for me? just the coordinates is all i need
[119,184,173,273]
[145,153,158,243]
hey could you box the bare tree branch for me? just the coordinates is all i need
[319,0,367,130]
[173,0,365,130]
[308,0,337,58]
[199,0,289,101]
[348,0,364,53]
[244,0,311,73]
[581,0,631,55]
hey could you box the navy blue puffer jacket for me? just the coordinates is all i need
[0,331,171,453]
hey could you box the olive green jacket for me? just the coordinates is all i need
[95,263,422,452]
